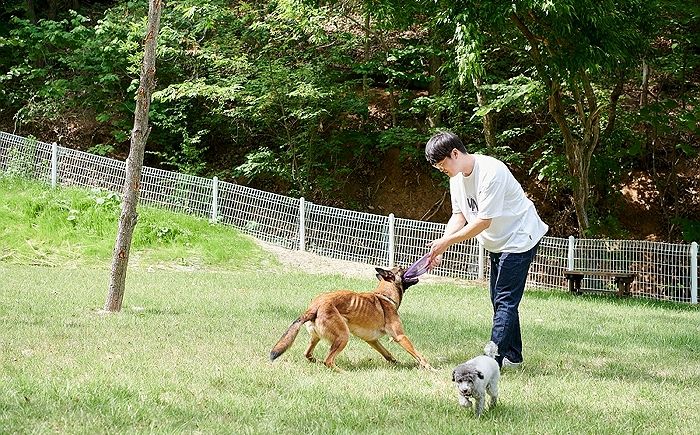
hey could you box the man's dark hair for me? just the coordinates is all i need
[424,131,468,165]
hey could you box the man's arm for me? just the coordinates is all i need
[443,212,467,237]
[428,214,491,263]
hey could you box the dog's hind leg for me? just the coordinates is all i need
[304,331,320,363]
[365,340,397,363]
[316,308,349,371]
[324,335,348,371]
[487,380,499,408]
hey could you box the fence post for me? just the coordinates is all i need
[299,197,306,252]
[478,244,485,280]
[388,213,395,267]
[691,242,698,304]
[567,235,575,270]
[51,142,58,188]
[211,176,218,222]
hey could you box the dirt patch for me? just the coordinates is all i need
[257,239,459,285]
[367,148,452,222]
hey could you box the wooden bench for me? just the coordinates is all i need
[563,270,637,297]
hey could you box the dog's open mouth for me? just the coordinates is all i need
[403,276,419,288]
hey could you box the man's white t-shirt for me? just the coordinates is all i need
[450,154,548,253]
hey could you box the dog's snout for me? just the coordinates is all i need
[459,385,473,396]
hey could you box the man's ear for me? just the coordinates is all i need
[375,267,395,282]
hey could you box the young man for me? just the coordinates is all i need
[425,131,548,369]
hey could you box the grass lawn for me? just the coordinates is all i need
[1,177,699,433]
[1,264,698,434]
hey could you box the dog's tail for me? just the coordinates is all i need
[483,341,499,359]
[269,310,316,362]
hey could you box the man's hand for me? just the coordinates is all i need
[427,253,442,270]
[427,237,450,269]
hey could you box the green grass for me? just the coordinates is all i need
[1,267,699,434]
[0,176,275,270]
[1,177,699,433]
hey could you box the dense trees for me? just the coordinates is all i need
[0,0,698,241]
[445,0,654,234]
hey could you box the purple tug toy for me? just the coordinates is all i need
[403,252,432,282]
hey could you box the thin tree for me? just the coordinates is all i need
[104,0,162,313]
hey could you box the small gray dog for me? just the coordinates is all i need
[451,341,500,417]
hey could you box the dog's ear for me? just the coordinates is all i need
[476,370,484,379]
[375,268,395,282]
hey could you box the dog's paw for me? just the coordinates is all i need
[420,362,437,372]
[458,396,471,408]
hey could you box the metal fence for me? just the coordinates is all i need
[1,131,697,304]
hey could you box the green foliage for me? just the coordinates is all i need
[0,5,144,145]
[473,75,546,118]
[653,0,700,82]
[675,218,700,243]
[1,0,699,240]
[377,126,424,161]
[587,213,630,239]
[528,135,571,190]
[234,147,290,184]
[87,143,116,157]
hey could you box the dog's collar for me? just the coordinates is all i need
[376,294,398,308]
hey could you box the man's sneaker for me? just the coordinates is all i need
[501,357,523,369]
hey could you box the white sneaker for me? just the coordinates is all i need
[502,357,523,369]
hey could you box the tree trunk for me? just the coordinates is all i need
[548,84,591,232]
[510,12,600,235]
[640,59,653,149]
[427,47,442,128]
[558,70,601,235]
[604,74,625,138]
[427,31,442,128]
[363,9,370,94]
[104,0,162,313]
[389,88,397,127]
[640,59,649,106]
[25,0,37,23]
[48,0,57,20]
[472,76,496,147]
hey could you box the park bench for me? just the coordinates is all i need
[563,270,637,297]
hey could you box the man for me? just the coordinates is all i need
[425,131,548,369]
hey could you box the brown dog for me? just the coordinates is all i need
[269,266,432,370]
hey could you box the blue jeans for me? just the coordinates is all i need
[488,243,539,366]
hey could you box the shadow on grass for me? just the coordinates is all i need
[322,358,425,372]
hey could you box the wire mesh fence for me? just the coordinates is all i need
[1,131,698,304]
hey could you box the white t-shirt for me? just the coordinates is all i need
[450,154,548,253]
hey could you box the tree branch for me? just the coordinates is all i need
[509,12,551,88]
[604,73,626,138]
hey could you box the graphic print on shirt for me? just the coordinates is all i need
[466,197,478,212]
